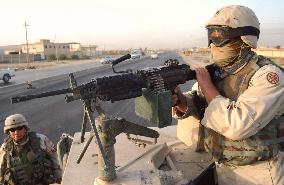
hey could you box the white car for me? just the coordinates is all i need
[130,52,142,59]
[0,68,15,83]
[130,49,142,59]
[100,56,114,65]
[150,53,158,59]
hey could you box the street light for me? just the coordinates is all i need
[24,21,30,68]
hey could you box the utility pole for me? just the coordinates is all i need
[55,33,59,62]
[24,21,30,68]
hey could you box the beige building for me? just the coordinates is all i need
[21,39,97,60]
[22,39,72,60]
[69,43,97,57]
[253,48,284,58]
[193,47,284,58]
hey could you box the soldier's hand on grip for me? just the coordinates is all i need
[172,86,187,113]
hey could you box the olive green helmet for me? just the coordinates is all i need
[4,114,29,134]
[206,5,260,48]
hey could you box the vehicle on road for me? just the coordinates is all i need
[150,52,158,59]
[130,49,142,59]
[100,56,114,65]
[0,68,15,83]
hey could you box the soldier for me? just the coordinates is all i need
[0,114,62,185]
[173,5,284,185]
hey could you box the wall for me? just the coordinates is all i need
[0,54,32,64]
[253,49,284,58]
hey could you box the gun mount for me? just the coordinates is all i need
[11,63,160,182]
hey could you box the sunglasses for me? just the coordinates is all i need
[9,126,25,132]
[207,26,260,47]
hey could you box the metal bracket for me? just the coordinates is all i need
[126,133,158,148]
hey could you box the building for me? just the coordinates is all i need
[253,48,284,58]
[0,40,97,63]
[0,45,22,55]
[21,39,98,60]
[22,39,72,60]
[80,45,97,57]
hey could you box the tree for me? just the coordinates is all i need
[48,54,56,61]
[81,55,90,59]
[71,55,79,60]
[59,54,67,60]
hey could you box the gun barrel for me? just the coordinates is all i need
[11,88,72,104]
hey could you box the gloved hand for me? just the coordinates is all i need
[171,86,187,113]
[195,67,219,104]
[56,178,62,184]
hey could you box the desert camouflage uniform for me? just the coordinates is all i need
[175,53,284,185]
[0,132,62,185]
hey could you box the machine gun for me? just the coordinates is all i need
[11,54,219,182]
[12,54,218,127]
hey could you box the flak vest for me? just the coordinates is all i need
[2,132,55,185]
[203,54,284,166]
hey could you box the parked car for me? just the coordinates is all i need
[100,56,114,65]
[0,68,15,83]
[150,53,158,59]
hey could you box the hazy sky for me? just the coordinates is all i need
[1,0,284,49]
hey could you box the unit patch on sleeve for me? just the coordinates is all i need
[266,72,279,85]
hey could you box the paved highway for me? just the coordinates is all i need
[0,51,198,142]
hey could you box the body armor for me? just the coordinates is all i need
[203,54,284,165]
[2,132,56,185]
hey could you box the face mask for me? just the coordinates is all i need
[210,39,244,68]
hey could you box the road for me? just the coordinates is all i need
[0,60,102,87]
[0,51,203,142]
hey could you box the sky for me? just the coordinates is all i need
[0,0,284,49]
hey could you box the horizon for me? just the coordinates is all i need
[1,0,284,49]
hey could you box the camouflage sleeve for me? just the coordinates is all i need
[201,65,284,140]
[173,82,205,119]
[36,133,62,179]
[0,143,7,183]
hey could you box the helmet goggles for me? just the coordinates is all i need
[207,26,260,47]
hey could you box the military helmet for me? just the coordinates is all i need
[4,114,29,133]
[206,5,260,48]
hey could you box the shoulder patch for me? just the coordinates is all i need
[266,72,279,85]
